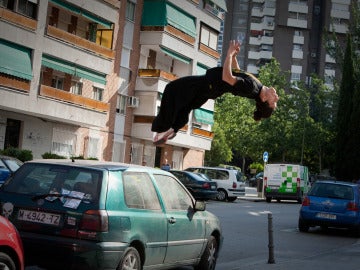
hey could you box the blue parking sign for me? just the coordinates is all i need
[263,151,269,162]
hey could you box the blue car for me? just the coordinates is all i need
[0,155,23,185]
[299,180,360,235]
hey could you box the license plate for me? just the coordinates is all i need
[316,212,336,220]
[18,209,61,226]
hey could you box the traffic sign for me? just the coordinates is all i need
[263,151,269,162]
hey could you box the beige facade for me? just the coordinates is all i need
[0,0,226,169]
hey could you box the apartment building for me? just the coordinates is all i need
[0,0,226,169]
[222,0,352,89]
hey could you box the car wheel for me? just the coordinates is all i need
[227,197,237,202]
[298,218,309,232]
[266,197,272,203]
[0,252,16,270]
[194,235,218,270]
[216,189,227,201]
[117,247,141,270]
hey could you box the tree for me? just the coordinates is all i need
[204,122,232,166]
[335,35,356,180]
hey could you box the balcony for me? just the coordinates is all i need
[47,26,115,59]
[39,85,109,112]
[138,69,178,81]
[0,7,37,30]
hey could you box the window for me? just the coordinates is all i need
[51,128,76,157]
[293,44,303,50]
[200,24,219,51]
[294,30,303,36]
[123,172,161,210]
[4,0,38,19]
[87,137,99,159]
[126,0,135,21]
[116,95,127,114]
[93,87,103,101]
[51,76,64,90]
[70,81,82,95]
[291,72,301,81]
[154,174,193,210]
[130,143,143,165]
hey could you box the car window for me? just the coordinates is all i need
[3,159,22,171]
[309,183,354,200]
[0,159,6,169]
[123,172,161,210]
[154,174,193,211]
[2,163,101,202]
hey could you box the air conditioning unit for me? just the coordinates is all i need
[311,53,317,58]
[127,96,139,108]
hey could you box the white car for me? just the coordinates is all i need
[185,167,245,202]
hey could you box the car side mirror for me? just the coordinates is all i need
[194,200,206,211]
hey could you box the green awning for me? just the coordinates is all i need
[196,63,209,75]
[42,55,76,75]
[75,66,107,85]
[142,0,196,37]
[42,55,107,85]
[166,3,196,37]
[0,39,33,80]
[50,0,112,28]
[209,0,227,11]
[194,108,214,125]
[160,46,191,64]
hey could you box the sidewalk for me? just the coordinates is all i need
[238,187,266,202]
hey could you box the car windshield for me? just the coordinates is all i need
[2,163,102,202]
[3,158,23,172]
[308,183,354,200]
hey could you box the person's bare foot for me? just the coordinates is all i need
[153,128,175,145]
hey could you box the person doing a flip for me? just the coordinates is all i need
[152,40,279,145]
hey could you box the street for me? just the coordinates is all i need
[205,191,360,270]
[26,187,360,270]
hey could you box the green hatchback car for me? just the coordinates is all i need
[0,160,222,270]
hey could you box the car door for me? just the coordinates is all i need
[153,174,206,264]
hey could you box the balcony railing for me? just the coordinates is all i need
[192,127,214,139]
[0,7,37,30]
[141,25,196,46]
[0,74,30,91]
[46,25,115,59]
[138,69,178,81]
[40,85,109,112]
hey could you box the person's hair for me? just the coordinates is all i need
[253,100,274,121]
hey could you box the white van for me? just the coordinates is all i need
[264,163,310,203]
[185,166,245,202]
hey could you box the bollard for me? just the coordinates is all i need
[268,213,275,264]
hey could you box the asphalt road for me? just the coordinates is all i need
[27,187,360,270]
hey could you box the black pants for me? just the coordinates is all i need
[151,75,210,133]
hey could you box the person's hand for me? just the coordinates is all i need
[227,40,240,58]
[259,86,279,109]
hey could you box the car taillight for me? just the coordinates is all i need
[302,196,310,206]
[202,182,210,189]
[347,201,359,211]
[232,182,237,188]
[79,210,108,232]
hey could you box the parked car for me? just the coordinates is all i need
[0,159,222,270]
[185,166,245,202]
[248,172,263,187]
[0,215,24,270]
[299,180,360,235]
[170,170,218,200]
[0,155,23,186]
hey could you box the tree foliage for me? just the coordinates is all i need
[205,58,336,174]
